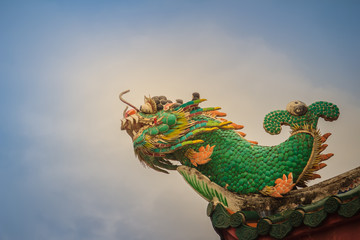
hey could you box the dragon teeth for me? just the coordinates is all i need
[121,118,127,128]
[132,114,139,123]
[126,116,134,125]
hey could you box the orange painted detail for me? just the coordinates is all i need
[320,153,334,161]
[209,111,227,117]
[219,118,244,129]
[236,131,246,137]
[125,108,137,117]
[319,144,328,153]
[320,133,332,143]
[269,173,296,198]
[231,123,244,129]
[246,222,258,228]
[163,103,175,111]
[226,208,235,215]
[186,145,215,167]
[309,173,321,180]
[313,163,327,170]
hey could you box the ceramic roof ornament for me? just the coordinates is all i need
[120,90,360,239]
[120,90,339,195]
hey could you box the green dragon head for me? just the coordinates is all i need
[120,90,232,173]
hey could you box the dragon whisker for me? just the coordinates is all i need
[119,89,140,112]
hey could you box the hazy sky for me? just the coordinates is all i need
[1,1,359,240]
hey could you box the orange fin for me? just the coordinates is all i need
[320,153,334,161]
[209,111,227,117]
[237,131,246,137]
[247,140,258,145]
[231,123,244,129]
[309,173,321,180]
[313,163,327,170]
[320,133,332,143]
[319,144,328,153]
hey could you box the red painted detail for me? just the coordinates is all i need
[183,104,198,111]
[259,213,360,240]
[125,109,137,117]
[197,120,208,124]
[189,111,203,118]
[153,143,171,148]
[146,151,165,157]
[221,227,238,240]
[217,211,360,240]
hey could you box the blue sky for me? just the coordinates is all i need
[1,1,360,240]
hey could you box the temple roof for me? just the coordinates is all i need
[208,167,360,240]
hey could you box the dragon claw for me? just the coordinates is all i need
[186,144,215,167]
[261,172,295,198]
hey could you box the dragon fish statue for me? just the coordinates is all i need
[120,90,339,199]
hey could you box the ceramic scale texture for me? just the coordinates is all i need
[174,124,314,194]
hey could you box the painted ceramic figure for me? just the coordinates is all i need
[120,90,339,198]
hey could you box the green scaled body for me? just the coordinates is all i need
[174,122,314,193]
[121,95,339,196]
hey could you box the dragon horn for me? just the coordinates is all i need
[119,90,140,112]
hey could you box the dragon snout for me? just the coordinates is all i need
[121,112,141,138]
